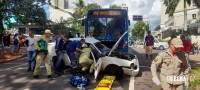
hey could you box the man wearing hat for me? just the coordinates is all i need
[33,29,52,78]
[151,38,191,90]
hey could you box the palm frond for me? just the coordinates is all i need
[164,0,180,16]
[193,0,200,8]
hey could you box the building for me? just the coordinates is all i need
[49,0,73,23]
[160,0,200,43]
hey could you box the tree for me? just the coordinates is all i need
[83,3,101,15]
[131,21,149,40]
[109,4,122,9]
[154,25,161,31]
[0,0,47,32]
[163,0,200,31]
[67,1,101,34]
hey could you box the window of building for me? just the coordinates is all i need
[64,0,69,9]
[192,14,196,19]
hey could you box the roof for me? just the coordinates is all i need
[69,38,100,44]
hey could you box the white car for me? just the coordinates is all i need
[48,34,139,79]
[154,39,169,50]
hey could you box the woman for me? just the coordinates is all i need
[11,34,19,53]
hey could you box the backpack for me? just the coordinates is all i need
[70,75,89,88]
[37,39,48,55]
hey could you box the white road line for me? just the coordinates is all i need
[139,66,151,68]
[0,63,27,72]
[129,77,135,90]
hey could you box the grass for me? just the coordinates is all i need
[189,67,200,90]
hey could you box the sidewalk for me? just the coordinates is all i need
[0,47,27,64]
[189,54,200,67]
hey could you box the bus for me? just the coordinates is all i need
[83,9,130,52]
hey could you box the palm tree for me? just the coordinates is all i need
[109,4,122,9]
[163,0,200,31]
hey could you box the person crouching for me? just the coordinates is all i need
[79,43,94,74]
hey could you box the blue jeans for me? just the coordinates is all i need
[55,50,62,73]
[27,51,36,69]
[11,44,19,53]
[67,51,77,68]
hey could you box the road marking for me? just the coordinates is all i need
[0,63,27,72]
[129,77,135,90]
[139,66,150,68]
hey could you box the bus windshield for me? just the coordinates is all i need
[88,17,125,40]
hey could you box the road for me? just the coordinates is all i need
[0,47,162,90]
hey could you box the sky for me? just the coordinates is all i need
[45,0,161,30]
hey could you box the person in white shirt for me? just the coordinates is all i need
[26,32,36,72]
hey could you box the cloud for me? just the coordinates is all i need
[44,0,161,30]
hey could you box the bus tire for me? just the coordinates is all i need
[105,64,124,79]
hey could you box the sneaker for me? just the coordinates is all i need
[47,75,52,78]
[34,75,39,79]
[27,68,31,72]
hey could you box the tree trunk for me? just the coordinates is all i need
[184,0,187,33]
[0,15,5,32]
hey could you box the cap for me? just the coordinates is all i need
[171,38,183,48]
[82,43,88,48]
[44,29,51,34]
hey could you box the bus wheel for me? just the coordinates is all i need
[105,64,124,79]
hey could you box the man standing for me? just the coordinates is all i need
[184,31,192,43]
[33,29,52,79]
[26,32,36,72]
[0,32,5,53]
[116,33,126,52]
[54,33,64,75]
[66,39,85,74]
[6,33,11,47]
[180,35,193,64]
[151,38,191,90]
[144,31,154,60]
[11,33,19,53]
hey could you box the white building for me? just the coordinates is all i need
[160,0,200,43]
[49,0,74,23]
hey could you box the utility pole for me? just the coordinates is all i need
[183,0,187,33]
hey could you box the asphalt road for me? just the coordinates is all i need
[0,47,162,90]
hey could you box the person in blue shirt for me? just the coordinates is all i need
[54,33,64,75]
[66,38,85,74]
[116,33,126,52]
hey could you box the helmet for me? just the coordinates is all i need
[44,29,51,34]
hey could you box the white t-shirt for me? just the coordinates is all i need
[27,36,36,51]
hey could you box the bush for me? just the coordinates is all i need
[189,67,200,90]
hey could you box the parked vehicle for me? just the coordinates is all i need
[48,38,139,79]
[153,39,169,50]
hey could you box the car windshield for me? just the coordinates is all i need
[92,42,110,54]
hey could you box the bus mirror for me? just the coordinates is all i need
[81,19,85,26]
[128,20,130,26]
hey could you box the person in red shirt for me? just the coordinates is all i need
[180,35,192,64]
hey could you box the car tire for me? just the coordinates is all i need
[159,45,164,50]
[104,64,124,79]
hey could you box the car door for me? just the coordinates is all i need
[154,39,159,48]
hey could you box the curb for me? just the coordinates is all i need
[0,54,27,64]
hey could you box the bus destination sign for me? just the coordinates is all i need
[92,11,121,16]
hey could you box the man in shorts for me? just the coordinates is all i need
[144,31,154,60]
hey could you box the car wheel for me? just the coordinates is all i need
[104,64,124,79]
[159,45,164,50]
